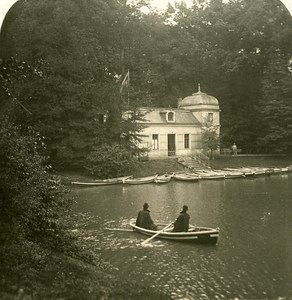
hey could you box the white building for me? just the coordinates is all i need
[138,84,220,159]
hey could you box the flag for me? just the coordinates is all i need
[120,69,130,93]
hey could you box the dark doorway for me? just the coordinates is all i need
[168,134,176,156]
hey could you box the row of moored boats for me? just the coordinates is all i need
[71,166,292,186]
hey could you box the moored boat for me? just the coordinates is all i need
[129,222,219,244]
[124,175,156,185]
[265,167,289,175]
[224,168,255,177]
[173,173,200,181]
[240,168,255,177]
[71,175,132,186]
[223,171,245,179]
[195,171,225,180]
[154,173,173,183]
[249,167,268,176]
[280,167,290,173]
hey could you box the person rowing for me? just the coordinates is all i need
[136,202,157,230]
[173,205,190,232]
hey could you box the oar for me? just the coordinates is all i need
[105,228,134,232]
[141,222,173,245]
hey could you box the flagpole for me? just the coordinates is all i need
[127,69,130,107]
[120,69,130,107]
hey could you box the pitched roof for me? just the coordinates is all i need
[140,108,200,125]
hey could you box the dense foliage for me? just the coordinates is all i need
[0,120,73,297]
[0,0,147,169]
[0,54,168,300]
[0,125,67,239]
[1,0,291,161]
[7,1,292,298]
[85,143,135,178]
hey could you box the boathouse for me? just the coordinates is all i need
[138,84,220,159]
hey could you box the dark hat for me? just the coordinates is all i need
[143,202,149,209]
[182,205,188,212]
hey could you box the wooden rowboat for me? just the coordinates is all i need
[173,173,200,181]
[129,222,219,244]
[240,168,255,177]
[223,171,245,179]
[195,171,225,180]
[254,168,269,176]
[268,167,289,174]
[71,175,132,186]
[124,175,156,185]
[224,168,255,177]
[154,173,173,183]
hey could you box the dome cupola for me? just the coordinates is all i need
[179,84,219,108]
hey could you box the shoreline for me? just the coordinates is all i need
[58,155,292,183]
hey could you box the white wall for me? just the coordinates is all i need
[140,124,202,159]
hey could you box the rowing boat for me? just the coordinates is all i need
[129,221,219,244]
[154,173,173,183]
[123,175,156,185]
[71,175,132,186]
[223,171,245,179]
[173,173,200,181]
[195,171,225,180]
[224,168,255,177]
[267,167,289,174]
[240,168,255,177]
[248,167,268,176]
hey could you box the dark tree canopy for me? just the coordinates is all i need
[1,0,291,161]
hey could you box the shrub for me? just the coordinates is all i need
[85,143,135,179]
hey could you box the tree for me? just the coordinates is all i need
[0,56,71,246]
[168,0,292,153]
[0,0,147,169]
[1,0,291,168]
[85,143,135,178]
[0,122,70,244]
[201,117,220,159]
[259,56,292,154]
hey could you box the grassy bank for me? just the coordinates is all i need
[133,155,292,176]
[131,155,292,176]
[132,158,185,177]
[59,158,185,183]
[60,155,292,183]
[209,155,292,170]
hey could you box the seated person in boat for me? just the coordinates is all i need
[136,202,157,230]
[173,205,190,232]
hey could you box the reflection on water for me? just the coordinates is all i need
[71,174,292,299]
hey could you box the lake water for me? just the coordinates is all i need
[71,173,292,300]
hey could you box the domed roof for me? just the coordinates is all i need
[180,84,219,107]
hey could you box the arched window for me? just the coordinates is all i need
[167,111,175,122]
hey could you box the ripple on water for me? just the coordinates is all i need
[72,177,292,300]
[96,225,269,299]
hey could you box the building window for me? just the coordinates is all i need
[167,111,175,122]
[152,134,159,150]
[184,134,190,149]
[208,113,214,122]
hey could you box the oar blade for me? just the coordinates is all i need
[141,222,173,245]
